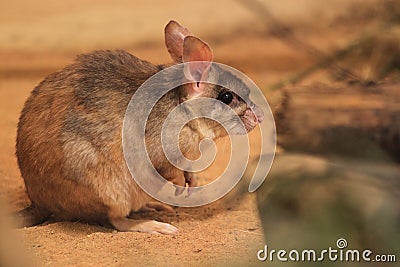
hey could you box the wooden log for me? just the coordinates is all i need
[275,82,400,161]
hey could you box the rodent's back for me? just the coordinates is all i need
[16,50,159,220]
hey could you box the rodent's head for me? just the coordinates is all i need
[164,20,264,138]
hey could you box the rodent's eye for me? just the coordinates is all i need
[217,91,233,104]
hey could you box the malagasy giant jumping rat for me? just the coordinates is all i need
[15,20,264,234]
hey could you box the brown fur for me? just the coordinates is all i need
[15,21,262,233]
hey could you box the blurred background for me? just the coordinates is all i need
[0,0,399,266]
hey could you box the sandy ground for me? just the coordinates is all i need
[0,0,393,266]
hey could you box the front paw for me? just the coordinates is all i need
[173,172,199,196]
[185,172,199,196]
[172,176,186,196]
[184,172,198,187]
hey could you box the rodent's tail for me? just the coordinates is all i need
[14,203,51,228]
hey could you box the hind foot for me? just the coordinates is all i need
[110,217,179,235]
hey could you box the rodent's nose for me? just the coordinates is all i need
[253,105,264,123]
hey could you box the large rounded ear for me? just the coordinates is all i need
[164,20,193,62]
[182,36,213,97]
